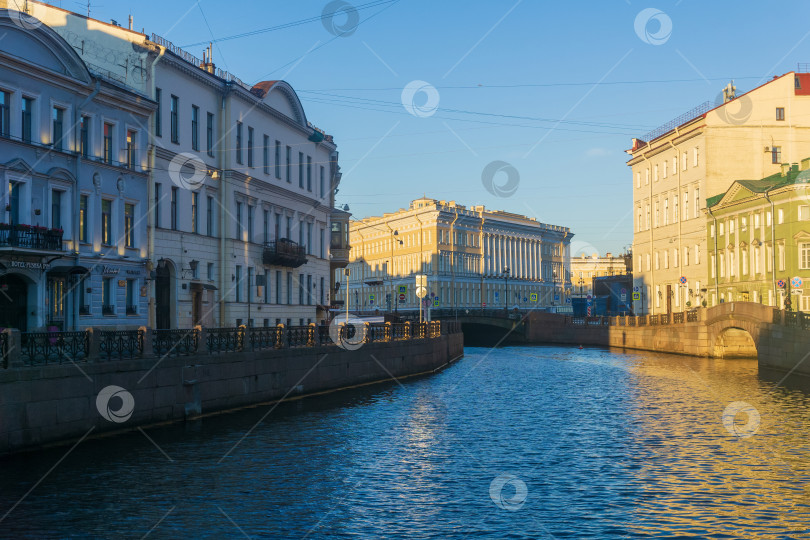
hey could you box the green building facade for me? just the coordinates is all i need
[706,161,810,311]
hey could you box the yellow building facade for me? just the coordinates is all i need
[571,253,629,298]
[336,198,572,314]
[627,73,810,314]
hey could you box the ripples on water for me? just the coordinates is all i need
[2,346,810,538]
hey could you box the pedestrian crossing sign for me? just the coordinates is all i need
[530,292,538,302]
[433,297,440,307]
[632,292,641,301]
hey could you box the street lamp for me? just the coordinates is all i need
[503,267,510,312]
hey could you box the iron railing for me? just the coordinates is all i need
[153,329,199,356]
[99,330,144,360]
[20,331,89,365]
[206,327,243,353]
[673,312,684,324]
[0,225,63,251]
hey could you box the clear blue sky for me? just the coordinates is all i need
[62,0,810,254]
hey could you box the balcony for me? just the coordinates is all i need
[330,207,351,268]
[0,225,64,252]
[263,239,307,268]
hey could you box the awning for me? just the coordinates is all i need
[47,265,90,276]
[190,282,218,291]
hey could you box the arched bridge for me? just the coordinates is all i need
[426,304,809,372]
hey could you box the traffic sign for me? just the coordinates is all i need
[620,294,627,301]
[415,274,427,288]
[530,292,538,302]
[433,297,440,307]
[483,302,487,307]
[399,293,406,301]
[494,292,500,299]
[554,295,560,301]
[586,294,592,300]
[416,286,427,298]
[369,294,375,305]
[777,279,786,288]
[632,292,641,301]
[398,285,407,294]
[792,276,803,288]
[679,276,687,284]
[621,288,627,294]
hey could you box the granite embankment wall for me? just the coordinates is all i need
[522,303,810,375]
[0,332,463,455]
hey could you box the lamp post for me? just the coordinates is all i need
[503,267,510,313]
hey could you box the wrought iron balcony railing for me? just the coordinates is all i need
[263,238,307,268]
[0,225,63,251]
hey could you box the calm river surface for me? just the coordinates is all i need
[2,346,810,539]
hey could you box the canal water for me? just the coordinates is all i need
[2,346,810,539]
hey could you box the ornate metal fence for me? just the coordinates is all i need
[207,327,244,353]
[152,329,199,357]
[99,330,144,360]
[20,331,89,366]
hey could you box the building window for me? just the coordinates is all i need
[307,222,312,255]
[51,190,62,230]
[248,267,254,303]
[286,146,292,183]
[101,199,112,244]
[654,164,659,182]
[799,205,810,221]
[235,265,242,302]
[102,277,113,314]
[21,97,33,143]
[320,227,325,258]
[154,183,162,228]
[694,188,700,216]
[263,135,269,174]
[247,126,254,167]
[206,195,213,236]
[170,95,179,143]
[683,191,689,220]
[319,166,325,198]
[299,274,304,305]
[236,122,243,164]
[298,152,304,188]
[207,262,214,280]
[52,106,64,151]
[276,270,281,304]
[171,186,178,230]
[682,152,687,171]
[320,276,325,305]
[126,130,137,169]
[191,105,199,151]
[236,201,243,240]
[693,147,699,167]
[275,213,281,241]
[206,112,214,156]
[191,192,199,234]
[263,209,269,244]
[636,172,640,188]
[772,146,782,164]
[307,156,312,191]
[79,195,88,243]
[275,140,281,179]
[0,91,9,137]
[80,115,89,158]
[124,203,135,247]
[103,123,113,164]
[776,107,785,121]
[126,280,136,314]
[286,271,292,304]
[778,208,784,224]
[800,243,810,270]
[155,88,162,137]
[307,274,312,305]
[247,205,255,243]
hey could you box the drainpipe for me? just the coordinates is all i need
[764,184,779,306]
[707,205,720,304]
[147,44,166,329]
[72,78,101,330]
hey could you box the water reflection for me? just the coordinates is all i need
[0,346,809,538]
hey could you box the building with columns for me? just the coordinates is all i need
[336,197,572,314]
[571,252,630,298]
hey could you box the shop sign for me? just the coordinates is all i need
[102,266,119,275]
[9,260,48,270]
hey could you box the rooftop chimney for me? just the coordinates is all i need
[201,43,215,74]
[128,15,133,30]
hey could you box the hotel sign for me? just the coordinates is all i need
[9,260,49,270]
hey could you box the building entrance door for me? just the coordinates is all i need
[191,290,202,326]
[666,284,672,314]
[0,274,28,331]
[155,264,171,329]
